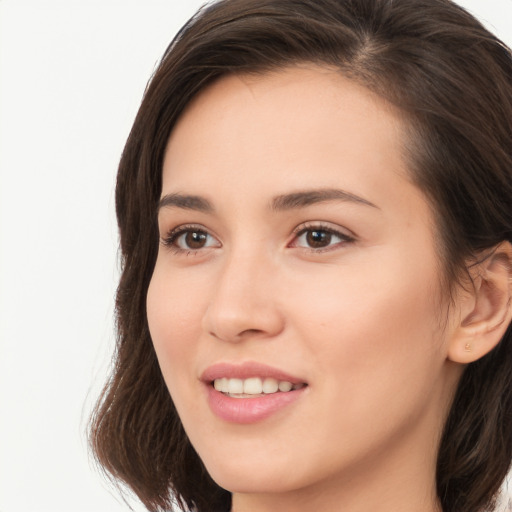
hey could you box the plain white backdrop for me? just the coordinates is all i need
[0,1,511,511]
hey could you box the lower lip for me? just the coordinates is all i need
[206,385,305,424]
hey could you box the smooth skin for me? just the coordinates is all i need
[147,66,512,512]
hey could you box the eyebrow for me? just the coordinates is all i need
[158,193,214,213]
[270,188,379,210]
[157,188,378,214]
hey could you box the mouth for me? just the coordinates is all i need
[201,362,308,423]
[212,377,306,398]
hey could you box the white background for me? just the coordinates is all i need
[0,1,511,511]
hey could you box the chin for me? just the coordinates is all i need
[207,464,300,495]
[196,446,308,494]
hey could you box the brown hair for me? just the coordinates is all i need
[89,1,512,511]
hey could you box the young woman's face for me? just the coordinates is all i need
[147,67,462,507]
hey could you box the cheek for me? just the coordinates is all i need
[280,260,448,469]
[146,264,206,384]
[291,250,445,398]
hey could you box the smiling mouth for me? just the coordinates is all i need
[212,377,307,398]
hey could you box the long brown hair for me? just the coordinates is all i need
[89,1,512,511]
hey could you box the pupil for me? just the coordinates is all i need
[185,231,207,249]
[306,230,331,248]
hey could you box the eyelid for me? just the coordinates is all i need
[289,221,356,251]
[160,223,221,253]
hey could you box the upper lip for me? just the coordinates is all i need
[201,361,306,385]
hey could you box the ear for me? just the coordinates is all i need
[448,241,512,364]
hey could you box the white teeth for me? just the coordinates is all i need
[262,377,278,394]
[243,377,262,394]
[214,377,228,391]
[278,381,293,392]
[227,378,244,394]
[213,377,300,395]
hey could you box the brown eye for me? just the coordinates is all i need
[184,230,208,249]
[306,230,332,248]
[292,225,354,251]
[163,227,220,252]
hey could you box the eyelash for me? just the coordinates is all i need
[290,223,355,252]
[160,222,356,255]
[161,224,218,255]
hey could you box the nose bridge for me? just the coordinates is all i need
[203,242,283,342]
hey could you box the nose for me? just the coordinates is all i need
[202,249,285,343]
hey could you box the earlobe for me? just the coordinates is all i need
[448,242,512,364]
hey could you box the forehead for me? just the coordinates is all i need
[162,65,414,205]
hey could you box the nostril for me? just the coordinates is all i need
[239,328,265,337]
[208,327,266,342]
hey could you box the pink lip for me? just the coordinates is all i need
[201,362,307,424]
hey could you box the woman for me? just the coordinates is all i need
[89,0,512,511]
